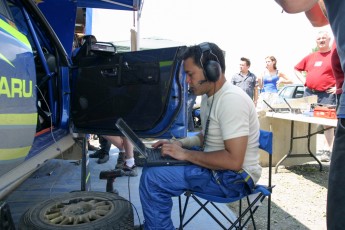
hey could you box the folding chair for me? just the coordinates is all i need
[178,129,273,229]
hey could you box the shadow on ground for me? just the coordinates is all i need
[238,162,329,230]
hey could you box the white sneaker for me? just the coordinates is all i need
[320,150,331,162]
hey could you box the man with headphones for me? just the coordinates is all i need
[137,43,261,230]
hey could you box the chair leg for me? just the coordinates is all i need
[246,196,257,229]
[192,197,227,230]
[239,199,242,228]
[179,191,271,230]
[268,194,271,230]
[179,192,192,230]
[178,195,183,230]
[230,193,264,229]
[180,193,229,230]
[180,191,210,229]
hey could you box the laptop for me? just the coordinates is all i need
[115,118,191,167]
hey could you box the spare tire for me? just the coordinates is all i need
[18,191,133,230]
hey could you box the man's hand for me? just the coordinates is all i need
[151,140,170,148]
[161,143,188,161]
[152,139,183,148]
[151,140,187,160]
[326,87,336,94]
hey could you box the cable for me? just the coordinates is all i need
[202,82,216,151]
[35,85,63,158]
[127,174,131,202]
[108,197,143,227]
[36,85,65,200]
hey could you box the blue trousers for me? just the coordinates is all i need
[139,165,252,230]
[304,88,336,105]
[327,118,345,229]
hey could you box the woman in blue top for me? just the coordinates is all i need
[258,56,292,93]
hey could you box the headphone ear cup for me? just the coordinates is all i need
[204,60,221,82]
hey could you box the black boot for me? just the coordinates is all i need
[115,152,126,169]
[97,153,109,164]
[96,136,111,164]
[89,136,110,160]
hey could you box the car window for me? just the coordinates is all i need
[295,86,305,98]
[0,0,11,19]
[281,86,295,98]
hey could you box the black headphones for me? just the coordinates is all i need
[199,42,221,82]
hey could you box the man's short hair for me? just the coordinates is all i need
[240,57,251,67]
[182,42,226,73]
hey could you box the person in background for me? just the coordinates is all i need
[302,0,344,109]
[331,42,344,110]
[294,30,336,162]
[89,135,137,176]
[103,135,138,177]
[136,42,261,229]
[258,55,292,93]
[274,1,345,229]
[87,134,99,151]
[89,135,111,164]
[187,89,197,131]
[231,57,258,106]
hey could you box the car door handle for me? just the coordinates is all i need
[101,68,117,78]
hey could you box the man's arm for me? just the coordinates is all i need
[275,0,319,13]
[253,86,258,106]
[184,136,248,171]
[294,69,306,84]
[230,75,236,85]
[160,135,248,171]
[305,1,329,26]
[257,75,263,90]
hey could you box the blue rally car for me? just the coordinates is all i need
[0,0,188,227]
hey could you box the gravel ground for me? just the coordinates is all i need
[227,133,330,230]
[245,162,329,230]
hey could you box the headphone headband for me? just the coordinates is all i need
[199,42,212,53]
[198,42,221,82]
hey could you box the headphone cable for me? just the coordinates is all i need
[202,83,216,151]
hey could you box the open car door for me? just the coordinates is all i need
[71,43,188,138]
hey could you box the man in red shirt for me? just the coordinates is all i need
[294,30,336,162]
[295,31,336,98]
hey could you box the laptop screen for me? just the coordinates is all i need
[115,118,148,157]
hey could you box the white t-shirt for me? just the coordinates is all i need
[200,81,262,183]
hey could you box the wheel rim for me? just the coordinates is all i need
[43,197,114,225]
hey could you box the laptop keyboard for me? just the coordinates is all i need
[146,148,174,160]
[146,148,163,159]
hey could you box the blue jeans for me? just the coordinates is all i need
[139,165,252,230]
[304,88,336,105]
[327,118,345,229]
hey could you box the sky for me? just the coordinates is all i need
[91,0,332,82]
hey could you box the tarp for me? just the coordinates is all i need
[77,0,141,11]
[38,0,142,55]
